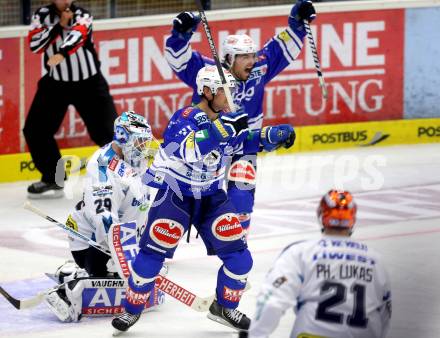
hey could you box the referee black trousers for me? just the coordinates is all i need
[23,73,117,184]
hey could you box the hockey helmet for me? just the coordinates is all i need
[317,190,357,232]
[113,111,155,170]
[221,34,257,68]
[196,65,236,96]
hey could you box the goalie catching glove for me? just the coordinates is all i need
[260,124,296,151]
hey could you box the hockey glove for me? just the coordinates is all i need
[288,0,316,38]
[260,124,296,152]
[212,112,249,142]
[172,12,201,39]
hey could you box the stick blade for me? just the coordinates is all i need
[0,286,22,309]
[0,286,45,310]
[191,295,215,312]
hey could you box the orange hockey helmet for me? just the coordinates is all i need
[317,190,357,232]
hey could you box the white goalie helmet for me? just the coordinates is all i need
[221,34,257,68]
[196,65,236,96]
[113,111,155,171]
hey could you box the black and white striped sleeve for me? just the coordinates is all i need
[28,7,62,54]
[59,9,93,57]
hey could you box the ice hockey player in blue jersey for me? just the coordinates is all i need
[165,0,316,234]
[110,65,296,334]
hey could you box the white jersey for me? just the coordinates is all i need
[249,235,392,338]
[67,143,150,251]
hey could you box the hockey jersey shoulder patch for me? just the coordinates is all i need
[181,106,194,119]
[193,111,210,126]
[108,158,137,179]
[248,64,268,81]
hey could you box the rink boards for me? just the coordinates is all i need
[1,0,440,157]
[0,117,439,183]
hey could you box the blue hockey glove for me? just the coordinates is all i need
[212,112,249,142]
[260,124,296,151]
[288,0,316,37]
[172,12,201,39]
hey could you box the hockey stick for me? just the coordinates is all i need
[0,286,46,310]
[23,202,228,312]
[194,0,235,111]
[0,276,217,313]
[303,20,328,100]
[23,201,111,256]
[109,223,236,312]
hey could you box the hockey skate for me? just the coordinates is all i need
[207,300,251,331]
[112,312,141,336]
[27,181,64,199]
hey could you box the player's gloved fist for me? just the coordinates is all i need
[289,0,316,36]
[260,124,296,151]
[173,11,201,36]
[212,111,249,142]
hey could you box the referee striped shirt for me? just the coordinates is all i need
[28,3,100,82]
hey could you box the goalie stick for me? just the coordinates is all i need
[303,20,327,100]
[108,222,232,312]
[24,201,111,256]
[0,286,46,310]
[21,202,227,312]
[194,0,235,111]
[0,277,217,313]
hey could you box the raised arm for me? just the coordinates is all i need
[58,8,93,57]
[165,12,214,89]
[260,0,316,83]
[28,7,63,54]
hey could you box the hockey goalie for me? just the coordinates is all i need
[44,111,165,322]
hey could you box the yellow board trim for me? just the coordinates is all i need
[0,146,98,183]
[297,333,329,338]
[276,118,440,155]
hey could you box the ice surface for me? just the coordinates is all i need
[1,144,439,338]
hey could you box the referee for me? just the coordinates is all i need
[23,0,117,198]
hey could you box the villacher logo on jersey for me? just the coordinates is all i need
[212,213,243,241]
[150,219,184,248]
[228,160,256,185]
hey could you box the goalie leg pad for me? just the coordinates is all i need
[45,288,74,322]
[216,249,253,309]
[45,279,84,322]
[78,277,165,316]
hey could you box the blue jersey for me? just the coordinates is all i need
[144,106,261,197]
[165,26,304,130]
